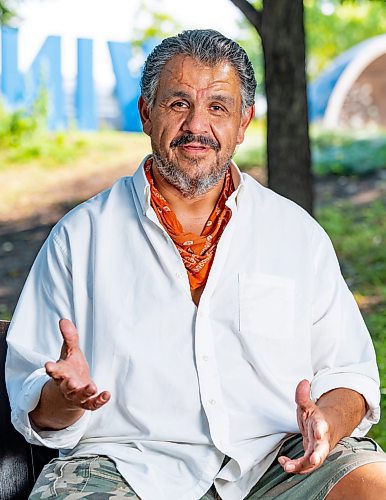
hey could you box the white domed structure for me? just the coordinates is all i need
[309,35,386,129]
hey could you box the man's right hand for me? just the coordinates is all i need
[29,319,110,430]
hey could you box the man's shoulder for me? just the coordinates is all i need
[51,175,135,242]
[241,172,315,227]
[240,173,336,265]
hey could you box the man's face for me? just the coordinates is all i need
[139,55,253,198]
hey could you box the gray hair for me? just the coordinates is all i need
[140,29,256,114]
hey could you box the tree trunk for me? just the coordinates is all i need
[261,0,313,213]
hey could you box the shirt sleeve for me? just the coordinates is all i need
[5,230,91,449]
[309,224,380,436]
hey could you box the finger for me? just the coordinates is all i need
[59,318,80,352]
[59,377,86,394]
[309,429,330,467]
[313,417,329,441]
[304,414,329,456]
[58,377,80,398]
[45,360,67,380]
[279,453,314,474]
[82,391,111,411]
[278,456,290,466]
[72,382,98,402]
[62,377,79,393]
[283,434,330,474]
[61,380,98,402]
[295,379,314,412]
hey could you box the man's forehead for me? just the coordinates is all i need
[158,55,240,95]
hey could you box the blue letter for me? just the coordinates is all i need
[0,27,24,106]
[76,38,97,130]
[24,36,66,129]
[108,39,157,132]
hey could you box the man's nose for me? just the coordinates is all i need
[181,107,210,135]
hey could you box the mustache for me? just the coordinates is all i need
[170,134,220,152]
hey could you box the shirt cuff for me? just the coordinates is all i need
[11,368,91,449]
[311,372,380,436]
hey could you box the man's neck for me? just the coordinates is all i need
[151,164,226,235]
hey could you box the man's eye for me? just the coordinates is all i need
[172,101,188,109]
[211,105,225,112]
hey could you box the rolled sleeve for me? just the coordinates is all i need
[311,372,380,435]
[310,224,381,435]
[11,368,91,448]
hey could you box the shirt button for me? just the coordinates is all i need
[175,272,183,279]
[209,399,216,405]
[202,355,209,362]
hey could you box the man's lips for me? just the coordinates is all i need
[181,143,210,152]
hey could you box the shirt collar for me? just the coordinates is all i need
[132,155,245,216]
[227,160,245,210]
[132,154,153,215]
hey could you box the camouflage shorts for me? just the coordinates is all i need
[29,435,386,499]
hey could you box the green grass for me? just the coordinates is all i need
[1,130,131,169]
[0,130,91,167]
[234,122,386,177]
[317,200,386,449]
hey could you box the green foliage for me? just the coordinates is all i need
[0,88,47,148]
[0,0,16,25]
[312,128,386,176]
[366,310,386,447]
[0,93,90,168]
[131,0,182,48]
[317,199,386,448]
[234,119,266,168]
[305,0,386,79]
[3,131,89,166]
[318,201,386,291]
[234,141,265,169]
[236,126,386,176]
[236,28,265,95]
[237,0,386,83]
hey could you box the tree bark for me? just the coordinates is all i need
[261,0,313,213]
[229,0,313,213]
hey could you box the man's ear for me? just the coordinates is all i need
[138,96,152,136]
[236,105,255,145]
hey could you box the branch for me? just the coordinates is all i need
[229,0,263,36]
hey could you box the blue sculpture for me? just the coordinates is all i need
[0,27,156,131]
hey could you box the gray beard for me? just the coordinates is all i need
[152,150,232,199]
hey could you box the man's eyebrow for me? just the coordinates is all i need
[161,90,191,101]
[160,91,236,106]
[209,94,235,105]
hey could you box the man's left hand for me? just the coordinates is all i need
[278,379,332,475]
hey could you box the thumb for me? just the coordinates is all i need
[295,379,314,411]
[59,318,80,351]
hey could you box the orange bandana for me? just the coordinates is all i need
[145,159,234,290]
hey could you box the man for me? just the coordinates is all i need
[5,30,386,499]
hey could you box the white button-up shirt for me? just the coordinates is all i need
[6,156,380,500]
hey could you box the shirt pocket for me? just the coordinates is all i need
[239,272,295,340]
